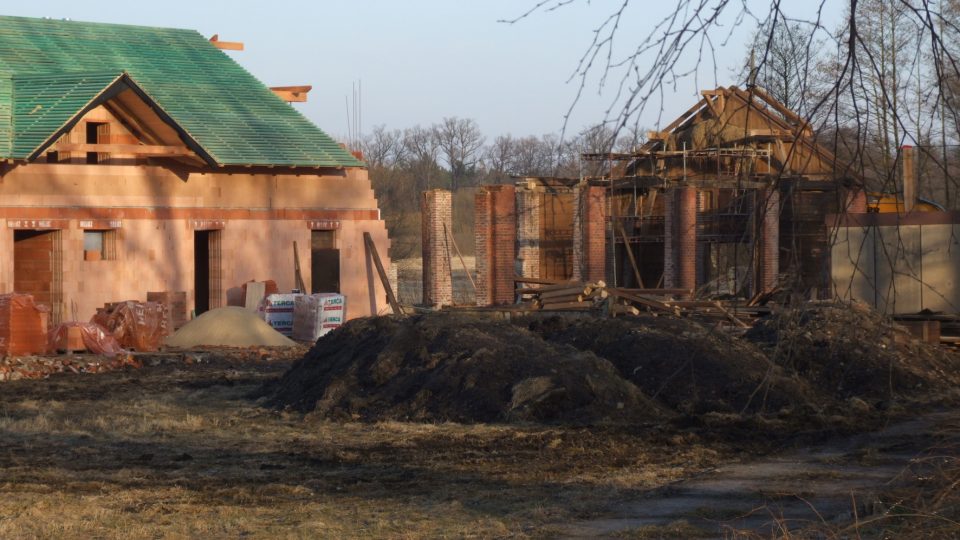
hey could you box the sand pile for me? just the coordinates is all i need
[165,307,296,348]
[526,316,818,415]
[261,314,669,425]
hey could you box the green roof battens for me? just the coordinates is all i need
[0,16,363,168]
[11,71,122,158]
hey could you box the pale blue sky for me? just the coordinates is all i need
[2,1,847,142]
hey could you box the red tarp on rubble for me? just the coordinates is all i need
[92,301,169,352]
[48,322,125,357]
[0,293,49,356]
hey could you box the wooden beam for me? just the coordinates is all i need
[101,101,163,146]
[209,34,244,51]
[514,275,569,285]
[444,223,477,293]
[270,86,312,103]
[659,97,709,135]
[701,92,721,118]
[52,143,194,157]
[363,232,404,315]
[293,241,307,294]
[615,220,644,288]
[607,288,678,314]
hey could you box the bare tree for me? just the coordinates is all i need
[502,1,960,184]
[433,117,486,189]
[743,21,821,119]
[402,125,443,193]
[361,124,406,169]
[484,134,517,182]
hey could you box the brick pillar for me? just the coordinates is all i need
[421,189,453,307]
[573,185,607,283]
[516,189,541,279]
[757,187,780,294]
[475,185,516,306]
[845,187,868,213]
[664,187,697,290]
[663,189,676,288]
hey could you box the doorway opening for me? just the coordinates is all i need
[13,229,63,323]
[311,230,340,293]
[193,230,222,315]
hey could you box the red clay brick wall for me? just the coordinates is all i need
[665,187,698,290]
[572,185,607,283]
[845,187,868,213]
[758,187,780,294]
[516,189,541,279]
[475,185,516,306]
[421,189,453,307]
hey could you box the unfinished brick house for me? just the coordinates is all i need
[472,86,863,305]
[0,16,391,324]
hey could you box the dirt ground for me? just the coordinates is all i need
[4,305,960,538]
[0,352,740,539]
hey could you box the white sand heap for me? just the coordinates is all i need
[164,307,297,348]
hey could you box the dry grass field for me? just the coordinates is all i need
[0,353,735,539]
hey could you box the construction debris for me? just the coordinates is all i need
[0,354,143,381]
[165,307,297,348]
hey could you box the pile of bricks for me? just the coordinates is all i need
[93,300,169,352]
[0,293,49,356]
[0,354,143,381]
[147,291,188,330]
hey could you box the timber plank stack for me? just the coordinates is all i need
[514,276,767,329]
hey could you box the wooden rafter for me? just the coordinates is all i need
[102,100,163,145]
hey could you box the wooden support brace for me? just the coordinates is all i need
[616,220,644,288]
[364,232,403,315]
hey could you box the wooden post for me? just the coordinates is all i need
[444,223,477,293]
[902,145,916,213]
[293,241,306,293]
[363,232,403,315]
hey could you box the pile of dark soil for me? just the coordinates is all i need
[746,302,960,403]
[264,302,960,426]
[262,314,668,425]
[526,316,818,415]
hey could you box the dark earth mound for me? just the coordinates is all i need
[525,316,819,415]
[264,303,960,425]
[746,302,960,404]
[262,314,669,425]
